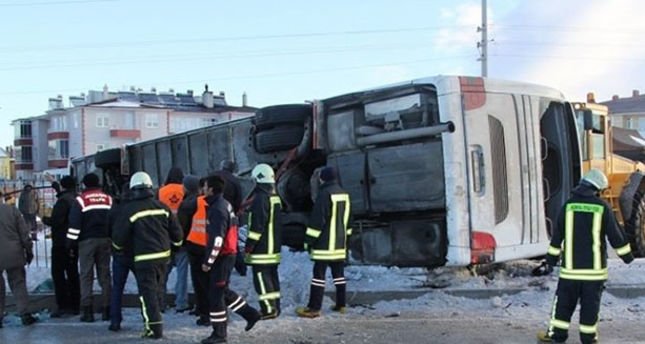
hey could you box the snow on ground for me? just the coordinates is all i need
[18,229,645,329]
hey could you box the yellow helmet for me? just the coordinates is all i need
[582,168,608,190]
[251,163,275,184]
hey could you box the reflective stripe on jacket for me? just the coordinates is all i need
[245,186,283,265]
[546,185,634,281]
[306,181,352,261]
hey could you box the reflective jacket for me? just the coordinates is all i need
[305,181,352,261]
[158,183,184,215]
[186,196,207,247]
[112,189,183,265]
[42,189,77,247]
[67,188,112,244]
[244,184,283,265]
[546,184,634,281]
[203,193,237,267]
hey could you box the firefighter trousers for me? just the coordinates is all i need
[251,264,280,316]
[307,260,346,311]
[208,255,257,340]
[134,260,168,336]
[548,278,604,344]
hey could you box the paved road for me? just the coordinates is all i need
[2,308,645,344]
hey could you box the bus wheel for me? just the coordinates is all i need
[627,194,645,257]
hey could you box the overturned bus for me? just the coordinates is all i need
[72,75,581,267]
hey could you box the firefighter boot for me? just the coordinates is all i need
[236,304,261,331]
[201,323,227,344]
[21,313,38,326]
[80,306,95,322]
[536,330,551,343]
[141,323,163,339]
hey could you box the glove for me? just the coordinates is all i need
[25,250,34,265]
[244,245,253,254]
[68,248,77,259]
[532,260,553,276]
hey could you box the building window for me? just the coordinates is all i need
[625,116,633,129]
[145,113,160,128]
[96,143,106,152]
[49,139,69,159]
[15,120,32,138]
[16,146,33,163]
[96,114,109,128]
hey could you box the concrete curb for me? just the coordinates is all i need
[6,285,645,313]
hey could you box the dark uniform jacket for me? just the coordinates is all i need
[546,184,634,280]
[245,184,283,265]
[204,193,237,267]
[112,189,183,266]
[305,181,352,261]
[67,187,112,244]
[107,190,134,259]
[43,189,77,247]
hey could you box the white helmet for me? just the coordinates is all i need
[251,163,275,184]
[130,171,153,190]
[582,168,608,190]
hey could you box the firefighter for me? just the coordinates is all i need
[112,171,183,339]
[179,176,211,326]
[296,166,351,318]
[244,163,283,319]
[200,175,260,344]
[67,173,112,322]
[537,168,634,344]
[214,159,246,276]
[158,167,189,312]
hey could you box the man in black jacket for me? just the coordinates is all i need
[67,173,112,322]
[537,169,634,344]
[297,166,351,318]
[214,159,246,277]
[112,171,183,339]
[200,175,260,344]
[42,176,80,317]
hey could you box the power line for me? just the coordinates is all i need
[0,54,476,96]
[491,24,644,35]
[0,43,437,71]
[0,0,116,6]
[492,40,645,48]
[0,25,470,53]
[491,53,645,62]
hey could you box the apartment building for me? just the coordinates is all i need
[12,86,255,180]
[601,89,645,130]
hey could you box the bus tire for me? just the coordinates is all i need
[94,148,121,169]
[627,193,645,257]
[254,104,311,130]
[254,125,305,153]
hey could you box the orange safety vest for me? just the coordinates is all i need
[187,196,207,246]
[159,183,184,215]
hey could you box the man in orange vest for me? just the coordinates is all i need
[158,167,190,312]
[178,175,211,325]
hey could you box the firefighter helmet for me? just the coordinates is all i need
[130,171,153,190]
[251,163,275,184]
[582,168,608,191]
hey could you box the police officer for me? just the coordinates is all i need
[112,172,183,339]
[244,163,283,319]
[296,166,351,318]
[200,175,260,344]
[537,168,634,344]
[67,173,112,322]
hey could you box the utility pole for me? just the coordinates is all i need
[479,0,488,77]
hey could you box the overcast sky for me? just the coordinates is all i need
[0,0,643,148]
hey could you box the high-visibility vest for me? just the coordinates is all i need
[159,183,184,215]
[187,196,207,246]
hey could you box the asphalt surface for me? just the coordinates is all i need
[1,309,645,344]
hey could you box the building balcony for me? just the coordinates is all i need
[48,159,69,168]
[14,138,33,146]
[110,129,140,139]
[47,131,70,140]
[15,163,34,170]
